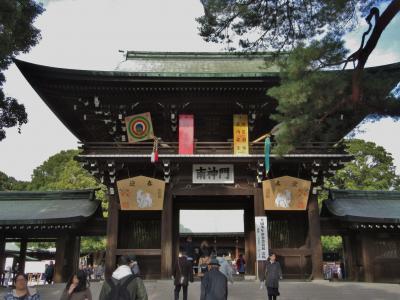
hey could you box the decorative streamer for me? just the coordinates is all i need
[151,138,159,163]
[264,137,271,176]
[179,114,194,154]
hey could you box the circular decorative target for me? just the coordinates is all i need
[128,116,151,139]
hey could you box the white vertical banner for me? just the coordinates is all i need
[255,216,269,261]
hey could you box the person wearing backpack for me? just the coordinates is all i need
[99,255,148,300]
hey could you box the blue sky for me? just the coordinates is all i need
[0,0,398,232]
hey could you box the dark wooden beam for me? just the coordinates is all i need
[105,193,119,279]
[115,249,162,256]
[54,236,66,283]
[54,235,80,283]
[342,233,355,281]
[244,197,256,276]
[160,184,173,278]
[361,234,374,282]
[307,192,323,279]
[0,235,5,276]
[18,239,27,274]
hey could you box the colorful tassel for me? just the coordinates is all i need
[264,137,270,176]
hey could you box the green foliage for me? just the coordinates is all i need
[321,236,343,252]
[0,0,43,140]
[319,138,400,206]
[197,0,389,51]
[81,236,106,254]
[267,37,351,153]
[198,0,400,152]
[326,139,400,191]
[0,170,29,191]
[28,241,55,250]
[28,149,108,214]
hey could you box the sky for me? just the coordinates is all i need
[0,0,399,231]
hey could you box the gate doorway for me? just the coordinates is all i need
[172,195,257,275]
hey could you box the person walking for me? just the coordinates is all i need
[4,273,40,300]
[217,255,234,284]
[198,255,210,280]
[264,253,282,300]
[130,256,140,276]
[199,240,211,257]
[59,270,92,300]
[5,266,12,287]
[183,236,195,281]
[200,258,228,300]
[99,255,148,300]
[236,254,246,275]
[44,261,54,284]
[172,251,192,300]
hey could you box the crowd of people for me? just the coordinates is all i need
[1,237,285,300]
[78,263,105,281]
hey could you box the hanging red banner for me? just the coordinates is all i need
[179,114,194,154]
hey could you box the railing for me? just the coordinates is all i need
[80,141,344,155]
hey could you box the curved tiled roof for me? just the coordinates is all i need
[115,51,280,77]
[0,189,100,225]
[321,189,400,223]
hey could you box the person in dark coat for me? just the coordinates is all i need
[236,254,246,275]
[172,252,193,300]
[183,237,195,282]
[44,261,54,285]
[200,257,228,300]
[264,253,283,300]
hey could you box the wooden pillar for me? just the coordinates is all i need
[54,236,66,283]
[307,192,323,279]
[160,185,173,278]
[54,235,80,283]
[18,239,27,274]
[105,192,119,279]
[0,235,6,277]
[343,233,355,281]
[67,236,80,278]
[361,234,374,282]
[172,200,180,268]
[244,196,256,276]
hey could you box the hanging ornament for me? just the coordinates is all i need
[151,137,159,163]
[264,136,271,176]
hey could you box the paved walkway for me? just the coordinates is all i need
[1,280,399,300]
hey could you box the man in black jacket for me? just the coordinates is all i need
[200,257,228,300]
[172,251,193,300]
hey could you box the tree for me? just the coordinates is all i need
[197,0,400,153]
[326,139,400,191]
[321,236,343,252]
[81,236,106,254]
[320,139,399,252]
[29,149,108,213]
[0,0,43,141]
[0,170,29,191]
